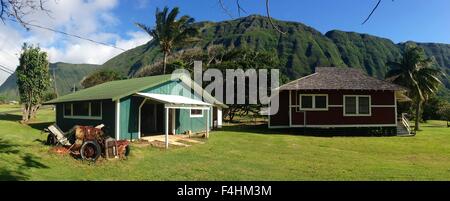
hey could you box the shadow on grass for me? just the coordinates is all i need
[0,113,54,131]
[0,113,22,122]
[218,124,397,137]
[20,153,49,169]
[27,121,54,131]
[0,138,20,154]
[0,138,49,181]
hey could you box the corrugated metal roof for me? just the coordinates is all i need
[45,74,176,104]
[135,93,212,106]
[278,67,407,91]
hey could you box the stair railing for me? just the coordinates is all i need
[401,113,412,134]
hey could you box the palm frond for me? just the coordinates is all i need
[166,7,180,24]
[135,23,153,35]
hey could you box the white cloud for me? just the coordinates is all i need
[135,0,150,9]
[0,0,153,85]
[0,25,23,84]
[116,31,152,50]
[43,31,151,64]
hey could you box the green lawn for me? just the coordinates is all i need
[0,104,21,112]
[1,104,450,180]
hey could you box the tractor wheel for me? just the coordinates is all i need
[46,134,57,145]
[80,141,101,161]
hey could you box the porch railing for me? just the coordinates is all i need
[400,113,412,134]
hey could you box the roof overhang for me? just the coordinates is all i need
[135,92,212,108]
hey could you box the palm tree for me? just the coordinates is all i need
[136,7,198,74]
[386,45,443,131]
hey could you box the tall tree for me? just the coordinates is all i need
[135,7,198,74]
[16,43,51,122]
[208,48,282,122]
[386,45,443,131]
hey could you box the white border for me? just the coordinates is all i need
[394,92,398,126]
[343,95,371,116]
[115,100,120,140]
[190,109,204,118]
[289,90,292,127]
[299,94,328,111]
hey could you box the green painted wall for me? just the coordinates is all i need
[118,79,213,140]
[119,96,145,140]
[55,99,116,138]
[175,108,210,134]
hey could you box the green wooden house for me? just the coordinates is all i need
[44,73,227,146]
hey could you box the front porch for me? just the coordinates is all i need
[135,92,212,149]
[141,134,205,147]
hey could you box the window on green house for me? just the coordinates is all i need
[63,101,102,119]
[64,103,72,116]
[73,102,89,116]
[90,101,102,117]
[190,109,203,117]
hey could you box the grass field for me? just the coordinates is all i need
[1,104,450,181]
[0,104,21,112]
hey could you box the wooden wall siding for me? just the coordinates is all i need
[270,89,396,127]
[290,90,395,105]
[119,96,144,140]
[292,107,396,125]
[118,80,212,140]
[291,107,304,125]
[56,99,116,138]
[176,109,208,134]
[269,90,290,126]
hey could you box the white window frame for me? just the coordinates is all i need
[343,95,371,116]
[299,94,328,111]
[63,102,103,120]
[190,109,204,118]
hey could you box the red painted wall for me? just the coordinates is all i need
[269,90,397,127]
[269,90,290,126]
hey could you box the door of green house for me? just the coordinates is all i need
[169,108,176,134]
[141,103,164,136]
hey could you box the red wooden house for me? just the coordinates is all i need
[269,67,411,135]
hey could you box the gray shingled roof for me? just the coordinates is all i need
[278,67,406,91]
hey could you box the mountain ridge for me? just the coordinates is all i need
[0,62,99,100]
[1,15,449,100]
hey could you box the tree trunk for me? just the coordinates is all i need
[30,105,40,120]
[22,104,30,122]
[163,51,168,74]
[415,101,421,131]
[22,106,28,122]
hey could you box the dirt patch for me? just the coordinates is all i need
[149,140,184,149]
[131,139,152,148]
[49,146,70,155]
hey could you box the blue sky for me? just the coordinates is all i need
[115,0,450,44]
[1,0,450,84]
